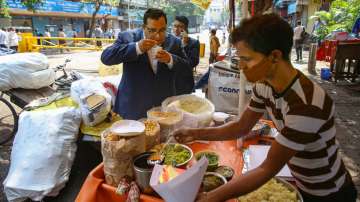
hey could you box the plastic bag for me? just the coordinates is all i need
[71,78,112,126]
[3,107,81,202]
[97,75,121,106]
[207,64,252,114]
[162,95,214,128]
[0,53,55,91]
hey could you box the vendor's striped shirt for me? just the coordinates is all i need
[248,70,351,197]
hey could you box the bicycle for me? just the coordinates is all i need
[0,92,18,145]
[53,59,82,91]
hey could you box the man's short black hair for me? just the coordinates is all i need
[297,20,301,25]
[175,16,189,30]
[143,8,167,25]
[211,29,217,35]
[230,14,293,61]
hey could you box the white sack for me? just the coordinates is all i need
[0,53,55,91]
[3,107,81,202]
[0,53,49,72]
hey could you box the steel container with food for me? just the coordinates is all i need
[132,152,155,194]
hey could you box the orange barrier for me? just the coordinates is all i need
[76,140,243,202]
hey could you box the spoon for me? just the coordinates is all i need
[147,135,173,166]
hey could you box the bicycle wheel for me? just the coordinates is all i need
[0,97,18,145]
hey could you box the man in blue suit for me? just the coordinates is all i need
[101,9,190,119]
[172,16,200,95]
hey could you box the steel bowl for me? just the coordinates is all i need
[275,177,304,202]
[162,143,193,167]
[201,172,228,192]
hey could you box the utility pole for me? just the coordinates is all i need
[128,0,131,30]
[238,0,251,118]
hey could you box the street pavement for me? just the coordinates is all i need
[1,33,360,201]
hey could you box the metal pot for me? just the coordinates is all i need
[133,152,155,194]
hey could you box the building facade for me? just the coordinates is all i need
[5,0,122,37]
[274,0,330,32]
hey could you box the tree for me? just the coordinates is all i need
[21,0,43,11]
[312,0,360,40]
[1,0,43,18]
[162,2,205,26]
[246,0,272,15]
[84,0,119,38]
[0,0,11,18]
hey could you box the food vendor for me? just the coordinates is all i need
[174,14,357,202]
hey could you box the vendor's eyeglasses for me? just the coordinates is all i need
[145,26,166,36]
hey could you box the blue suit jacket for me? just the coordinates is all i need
[101,29,190,119]
[175,37,200,95]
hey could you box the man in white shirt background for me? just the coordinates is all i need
[0,28,8,48]
[293,21,304,62]
[7,27,19,52]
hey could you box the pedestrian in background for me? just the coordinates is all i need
[16,29,22,44]
[352,17,360,38]
[72,28,78,46]
[94,25,103,47]
[34,29,43,45]
[7,27,19,52]
[209,29,220,64]
[0,28,8,48]
[43,29,51,46]
[172,15,200,95]
[58,28,66,53]
[44,29,51,37]
[72,28,78,38]
[293,20,304,62]
[222,32,226,44]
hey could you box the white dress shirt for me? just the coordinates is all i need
[135,34,173,73]
[0,30,7,46]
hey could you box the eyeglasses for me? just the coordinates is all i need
[173,24,185,29]
[145,26,167,35]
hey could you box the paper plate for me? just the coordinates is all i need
[109,120,145,137]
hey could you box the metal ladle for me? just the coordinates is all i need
[147,135,174,166]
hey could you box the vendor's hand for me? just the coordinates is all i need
[156,50,171,64]
[173,128,198,143]
[138,39,157,53]
[196,192,219,202]
[196,192,208,202]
